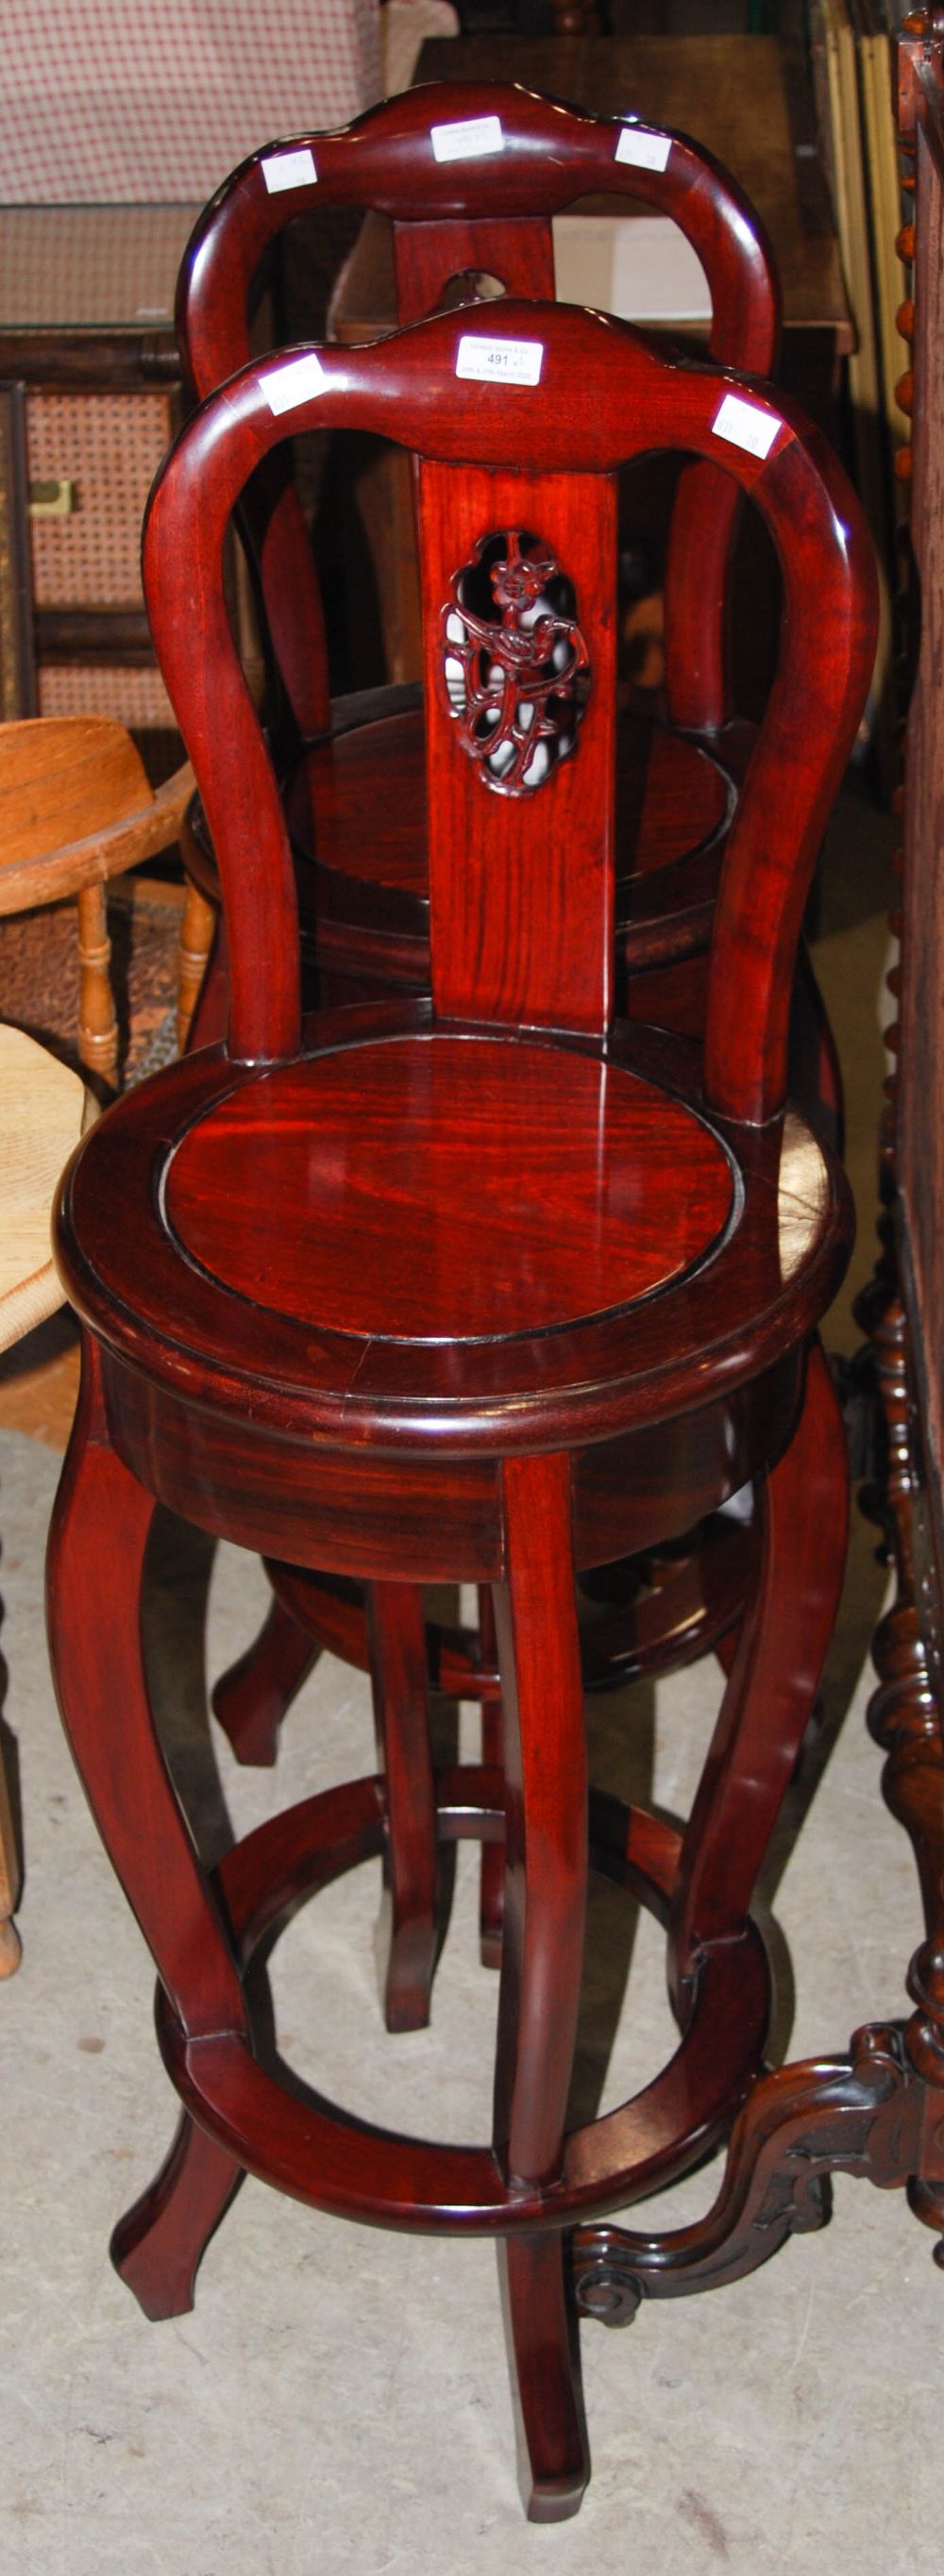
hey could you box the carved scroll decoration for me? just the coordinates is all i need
[439,527,590,795]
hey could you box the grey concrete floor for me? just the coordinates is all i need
[1,786,936,2575]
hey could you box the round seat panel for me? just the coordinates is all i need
[165,1030,735,1345]
[284,705,732,908]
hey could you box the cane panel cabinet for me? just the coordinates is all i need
[46,294,898,2521]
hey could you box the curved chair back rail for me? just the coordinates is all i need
[176,80,782,743]
[144,299,876,1118]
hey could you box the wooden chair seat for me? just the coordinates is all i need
[47,299,876,2518]
[59,1015,844,1472]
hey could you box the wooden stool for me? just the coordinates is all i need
[47,300,875,2516]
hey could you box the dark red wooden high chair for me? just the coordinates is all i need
[178,76,797,1792]
[47,297,875,2520]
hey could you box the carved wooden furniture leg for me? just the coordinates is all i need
[177,875,217,1052]
[0,1751,21,1976]
[493,1456,589,2522]
[211,1591,317,1767]
[668,1341,848,2009]
[867,1294,944,1932]
[76,881,118,1084]
[572,2017,944,2325]
[110,2109,244,2318]
[47,1338,251,2110]
[366,1582,439,2033]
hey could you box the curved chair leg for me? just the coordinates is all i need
[47,1338,250,2309]
[668,1338,848,2008]
[493,1453,589,2522]
[211,1595,318,1767]
[110,2111,244,2318]
[366,1582,438,2033]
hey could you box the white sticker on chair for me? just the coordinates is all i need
[456,334,544,386]
[615,125,672,173]
[430,115,505,163]
[261,146,317,193]
[263,351,328,415]
[711,392,782,459]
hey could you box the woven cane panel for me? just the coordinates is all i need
[37,665,175,727]
[27,394,173,607]
[0,2,381,205]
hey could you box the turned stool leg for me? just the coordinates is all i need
[668,1338,848,2009]
[76,882,118,1084]
[493,1453,589,2521]
[0,1745,21,1976]
[367,1581,438,2032]
[177,877,218,1052]
[47,1339,249,2311]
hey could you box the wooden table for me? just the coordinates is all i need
[331,34,851,684]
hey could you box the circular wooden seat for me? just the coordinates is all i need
[58,1014,845,1480]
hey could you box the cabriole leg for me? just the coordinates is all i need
[493,1452,589,2521]
[211,1594,318,1767]
[668,1337,848,2009]
[46,1335,250,2306]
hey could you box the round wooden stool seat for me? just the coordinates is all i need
[58,1013,844,1480]
[165,1030,735,1342]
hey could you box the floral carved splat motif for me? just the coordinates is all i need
[439,527,590,795]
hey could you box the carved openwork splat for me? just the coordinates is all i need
[439,527,590,795]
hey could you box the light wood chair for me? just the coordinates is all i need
[0,717,194,1085]
[0,1021,92,1969]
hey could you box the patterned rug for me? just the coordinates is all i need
[0,872,182,1092]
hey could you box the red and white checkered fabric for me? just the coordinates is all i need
[0,1,382,204]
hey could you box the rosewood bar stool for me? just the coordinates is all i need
[178,79,789,1799]
[46,300,876,2518]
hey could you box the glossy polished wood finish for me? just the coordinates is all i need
[48,298,874,2517]
[176,80,785,1770]
[177,78,780,1003]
